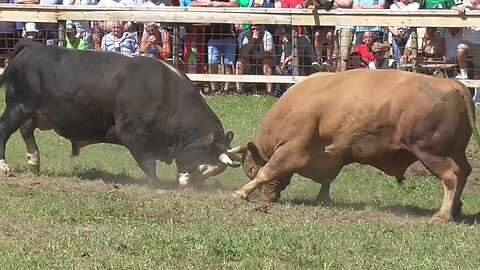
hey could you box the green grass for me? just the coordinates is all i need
[1,93,480,269]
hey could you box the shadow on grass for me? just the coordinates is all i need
[458,212,480,225]
[285,197,438,218]
[35,167,180,190]
[286,197,480,225]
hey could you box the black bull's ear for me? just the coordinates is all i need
[226,131,234,144]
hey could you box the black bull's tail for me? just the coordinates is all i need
[455,80,480,149]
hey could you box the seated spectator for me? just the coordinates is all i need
[419,27,445,61]
[368,42,397,69]
[353,0,386,47]
[236,24,274,94]
[140,22,171,59]
[347,51,363,70]
[281,0,321,70]
[388,0,419,66]
[304,0,334,71]
[353,31,375,68]
[279,25,322,75]
[63,22,87,50]
[101,21,139,56]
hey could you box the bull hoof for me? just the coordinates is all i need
[260,192,280,202]
[232,190,248,200]
[0,159,11,177]
[315,195,332,206]
[27,163,40,174]
[26,152,40,174]
[430,212,453,223]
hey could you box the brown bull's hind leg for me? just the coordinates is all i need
[234,145,308,199]
[415,150,468,222]
[315,180,333,205]
[451,153,471,217]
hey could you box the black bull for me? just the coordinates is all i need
[0,41,240,186]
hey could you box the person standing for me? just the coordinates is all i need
[196,0,239,94]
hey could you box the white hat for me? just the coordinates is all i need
[65,21,76,33]
[25,22,38,33]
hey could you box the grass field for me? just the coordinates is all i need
[1,93,480,269]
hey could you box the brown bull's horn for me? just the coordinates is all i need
[227,146,243,154]
[219,153,241,167]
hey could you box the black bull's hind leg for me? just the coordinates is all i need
[0,104,33,175]
[20,119,40,173]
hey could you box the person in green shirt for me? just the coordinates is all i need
[64,23,87,50]
[422,0,459,9]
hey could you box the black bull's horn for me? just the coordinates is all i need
[219,146,245,167]
[219,153,241,167]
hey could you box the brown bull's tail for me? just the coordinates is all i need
[455,80,480,149]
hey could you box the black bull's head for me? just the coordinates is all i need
[177,131,243,187]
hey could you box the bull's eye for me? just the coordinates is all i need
[199,165,207,173]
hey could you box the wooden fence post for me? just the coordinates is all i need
[292,26,299,77]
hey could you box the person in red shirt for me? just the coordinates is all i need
[353,31,375,68]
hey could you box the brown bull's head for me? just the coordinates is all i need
[228,142,266,180]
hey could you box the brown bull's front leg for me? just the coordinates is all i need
[260,175,292,202]
[234,144,308,200]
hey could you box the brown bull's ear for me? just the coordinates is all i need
[247,141,265,165]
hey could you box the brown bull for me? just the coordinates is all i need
[231,69,480,222]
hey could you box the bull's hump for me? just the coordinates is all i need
[161,61,185,79]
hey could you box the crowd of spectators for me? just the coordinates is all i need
[0,0,479,98]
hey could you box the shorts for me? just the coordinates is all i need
[207,36,237,65]
[458,41,480,66]
[333,28,354,60]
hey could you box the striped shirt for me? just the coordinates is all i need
[101,32,140,56]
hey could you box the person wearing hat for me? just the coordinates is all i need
[64,22,87,50]
[23,22,39,42]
